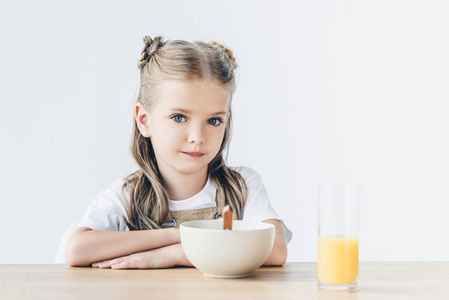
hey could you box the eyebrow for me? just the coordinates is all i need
[170,108,227,116]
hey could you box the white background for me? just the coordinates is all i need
[1,0,448,263]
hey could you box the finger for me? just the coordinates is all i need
[98,259,118,269]
[92,260,107,267]
[92,259,112,268]
[105,257,131,269]
[111,260,132,270]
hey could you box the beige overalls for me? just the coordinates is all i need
[160,192,227,228]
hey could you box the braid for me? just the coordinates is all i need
[138,36,165,69]
[208,41,238,70]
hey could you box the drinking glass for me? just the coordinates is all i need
[318,183,361,292]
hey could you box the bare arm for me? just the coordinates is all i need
[87,220,287,270]
[66,227,180,267]
[262,219,288,266]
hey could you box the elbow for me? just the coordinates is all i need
[65,238,91,267]
[278,250,288,266]
[273,238,288,266]
[264,256,287,267]
[273,248,288,266]
[65,243,82,267]
[265,245,288,266]
[262,220,288,266]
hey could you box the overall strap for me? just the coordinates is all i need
[160,184,227,228]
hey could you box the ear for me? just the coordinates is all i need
[134,102,152,137]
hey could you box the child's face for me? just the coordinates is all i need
[136,80,230,179]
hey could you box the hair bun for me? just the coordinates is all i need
[138,36,165,69]
[208,41,238,70]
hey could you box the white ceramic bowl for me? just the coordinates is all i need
[180,219,275,278]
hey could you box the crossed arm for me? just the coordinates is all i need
[66,219,287,269]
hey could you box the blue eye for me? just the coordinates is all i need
[172,115,186,123]
[208,118,222,126]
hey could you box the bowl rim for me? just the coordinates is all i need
[180,219,275,232]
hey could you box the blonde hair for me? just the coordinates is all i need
[122,36,247,230]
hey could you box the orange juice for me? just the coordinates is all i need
[318,235,359,284]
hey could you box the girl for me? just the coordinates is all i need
[66,36,292,269]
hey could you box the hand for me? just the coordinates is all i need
[92,244,181,269]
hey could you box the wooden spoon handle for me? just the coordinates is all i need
[222,205,233,230]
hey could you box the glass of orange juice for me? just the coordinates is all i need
[318,183,360,292]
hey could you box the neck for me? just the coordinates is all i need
[159,166,209,200]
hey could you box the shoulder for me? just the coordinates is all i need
[77,177,130,231]
[229,166,264,189]
[102,177,127,197]
[106,177,127,193]
[92,177,128,208]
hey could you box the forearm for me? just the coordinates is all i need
[174,244,193,267]
[66,227,179,267]
[91,243,193,269]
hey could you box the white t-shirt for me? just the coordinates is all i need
[78,166,292,243]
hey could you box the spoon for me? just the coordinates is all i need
[222,205,233,230]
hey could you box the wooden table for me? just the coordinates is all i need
[1,262,448,299]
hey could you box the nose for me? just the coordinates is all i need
[187,123,205,145]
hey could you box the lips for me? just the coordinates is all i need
[182,152,205,158]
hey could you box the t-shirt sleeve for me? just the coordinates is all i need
[78,178,130,232]
[236,166,293,244]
